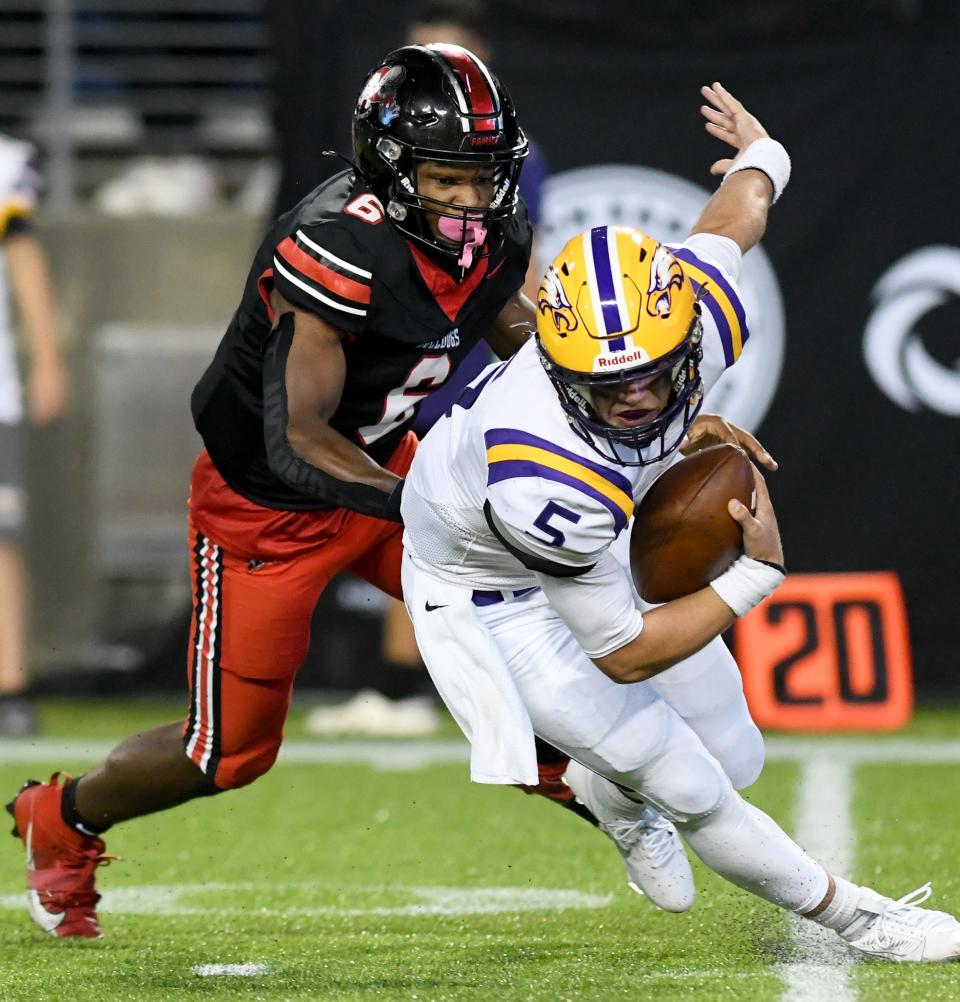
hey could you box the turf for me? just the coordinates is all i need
[1,701,959,1000]
[851,762,960,1001]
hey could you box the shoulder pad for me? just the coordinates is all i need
[483,426,633,573]
[272,193,377,330]
[500,198,533,260]
[671,237,749,367]
[0,135,39,231]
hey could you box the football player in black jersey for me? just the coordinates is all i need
[4,42,583,940]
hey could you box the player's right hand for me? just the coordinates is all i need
[701,82,770,177]
[728,463,784,566]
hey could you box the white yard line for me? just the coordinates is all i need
[4,732,953,1000]
[192,963,268,977]
[780,755,856,1002]
[0,883,612,918]
[2,735,960,768]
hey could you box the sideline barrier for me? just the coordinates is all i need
[735,572,913,731]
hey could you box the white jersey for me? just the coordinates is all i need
[402,232,748,658]
[0,134,39,424]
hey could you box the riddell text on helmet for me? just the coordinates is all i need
[594,349,650,369]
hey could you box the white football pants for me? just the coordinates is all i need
[403,550,828,913]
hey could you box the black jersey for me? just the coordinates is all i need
[191,169,532,511]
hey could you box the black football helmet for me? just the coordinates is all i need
[353,44,528,266]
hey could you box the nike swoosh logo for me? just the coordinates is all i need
[486,258,506,280]
[25,823,66,934]
[424,602,448,612]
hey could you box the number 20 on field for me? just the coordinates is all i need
[734,572,913,731]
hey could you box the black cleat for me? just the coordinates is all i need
[6,779,40,837]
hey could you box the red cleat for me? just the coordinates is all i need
[5,773,114,939]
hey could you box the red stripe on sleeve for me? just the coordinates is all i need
[276,237,372,304]
[257,267,275,323]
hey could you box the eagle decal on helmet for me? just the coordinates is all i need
[537,267,578,336]
[646,245,685,318]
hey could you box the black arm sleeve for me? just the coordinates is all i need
[262,313,404,522]
[483,501,594,578]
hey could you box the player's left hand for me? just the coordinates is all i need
[700,82,769,176]
[680,412,778,471]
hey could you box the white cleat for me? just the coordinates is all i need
[564,761,695,913]
[304,689,440,737]
[838,883,960,962]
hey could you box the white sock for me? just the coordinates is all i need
[680,793,829,910]
[805,875,861,931]
[564,761,647,822]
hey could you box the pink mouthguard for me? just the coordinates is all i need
[438,215,487,268]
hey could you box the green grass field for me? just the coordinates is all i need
[1,699,959,1000]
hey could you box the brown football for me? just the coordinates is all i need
[630,444,756,604]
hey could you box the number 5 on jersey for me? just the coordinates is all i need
[528,501,581,548]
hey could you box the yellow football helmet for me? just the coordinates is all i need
[535,225,704,466]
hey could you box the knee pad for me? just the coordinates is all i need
[639,749,732,825]
[713,721,765,791]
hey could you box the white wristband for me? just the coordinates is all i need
[710,555,785,617]
[721,137,791,204]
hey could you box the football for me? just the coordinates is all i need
[630,444,756,603]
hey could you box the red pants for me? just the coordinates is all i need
[182,435,415,788]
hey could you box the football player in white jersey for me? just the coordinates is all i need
[399,84,960,962]
[0,134,68,737]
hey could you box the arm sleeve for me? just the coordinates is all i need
[261,313,403,521]
[670,233,749,372]
[537,549,644,659]
[271,220,373,333]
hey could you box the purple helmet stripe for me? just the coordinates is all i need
[589,227,626,346]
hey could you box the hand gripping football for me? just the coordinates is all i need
[630,444,755,604]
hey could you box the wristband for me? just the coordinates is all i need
[721,138,791,204]
[709,555,785,617]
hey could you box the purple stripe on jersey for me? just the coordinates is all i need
[590,227,625,340]
[487,459,629,534]
[689,278,735,368]
[484,427,633,496]
[672,247,750,344]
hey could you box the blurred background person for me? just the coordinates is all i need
[305,0,550,737]
[0,133,68,736]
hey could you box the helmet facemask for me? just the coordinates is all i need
[537,311,705,467]
[377,139,526,269]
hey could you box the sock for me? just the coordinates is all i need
[378,661,430,701]
[61,777,110,837]
[516,744,599,827]
[0,690,31,702]
[585,774,650,821]
[680,793,829,911]
[806,875,861,931]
